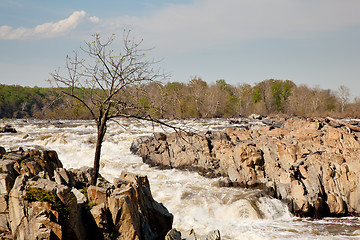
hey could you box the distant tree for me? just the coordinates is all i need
[270,80,295,112]
[164,82,186,118]
[51,31,165,185]
[252,80,271,114]
[213,79,239,117]
[234,83,253,116]
[143,82,166,118]
[348,97,360,117]
[337,85,350,113]
[285,84,311,116]
[188,77,208,117]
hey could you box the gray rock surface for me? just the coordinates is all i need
[134,117,360,217]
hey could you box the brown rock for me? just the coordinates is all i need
[87,186,107,205]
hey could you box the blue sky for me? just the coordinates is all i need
[1,0,360,98]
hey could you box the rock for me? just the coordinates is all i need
[130,136,151,155]
[0,173,14,231]
[0,146,6,155]
[89,203,108,231]
[0,173,14,196]
[68,167,94,189]
[134,117,360,217]
[8,175,82,240]
[54,168,74,187]
[1,147,174,240]
[206,230,221,240]
[0,148,61,234]
[85,172,174,240]
[249,114,262,120]
[182,229,221,240]
[1,125,17,133]
[72,188,87,204]
[108,172,174,240]
[165,228,182,240]
[68,167,112,189]
[87,186,107,205]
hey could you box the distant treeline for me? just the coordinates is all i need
[0,78,359,119]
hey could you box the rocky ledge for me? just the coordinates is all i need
[0,147,173,239]
[132,117,360,218]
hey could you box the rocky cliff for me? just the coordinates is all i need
[133,117,360,218]
[0,147,173,239]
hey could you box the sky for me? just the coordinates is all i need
[1,0,360,97]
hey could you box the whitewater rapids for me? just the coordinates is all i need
[0,119,359,239]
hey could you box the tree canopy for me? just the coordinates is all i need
[1,79,359,120]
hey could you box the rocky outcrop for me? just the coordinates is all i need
[133,117,360,217]
[0,148,63,236]
[87,172,173,240]
[0,147,173,239]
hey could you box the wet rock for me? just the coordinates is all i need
[0,146,5,155]
[165,228,182,240]
[1,125,17,133]
[134,117,360,217]
[249,114,262,120]
[182,229,221,240]
[130,136,151,155]
[206,230,221,240]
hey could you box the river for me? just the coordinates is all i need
[1,118,359,239]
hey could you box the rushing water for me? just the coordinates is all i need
[1,118,359,240]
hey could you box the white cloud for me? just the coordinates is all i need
[102,0,360,53]
[0,10,100,40]
[89,16,100,24]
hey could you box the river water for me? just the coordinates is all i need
[1,119,359,239]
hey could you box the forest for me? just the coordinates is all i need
[0,78,359,120]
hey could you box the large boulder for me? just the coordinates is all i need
[134,117,360,217]
[0,148,63,235]
[88,172,173,240]
[8,174,81,240]
[0,147,174,239]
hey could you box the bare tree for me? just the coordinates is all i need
[337,85,350,113]
[51,31,166,185]
[188,77,207,117]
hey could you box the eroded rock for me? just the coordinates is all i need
[0,147,174,239]
[134,117,360,217]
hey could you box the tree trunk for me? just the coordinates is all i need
[90,119,107,185]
